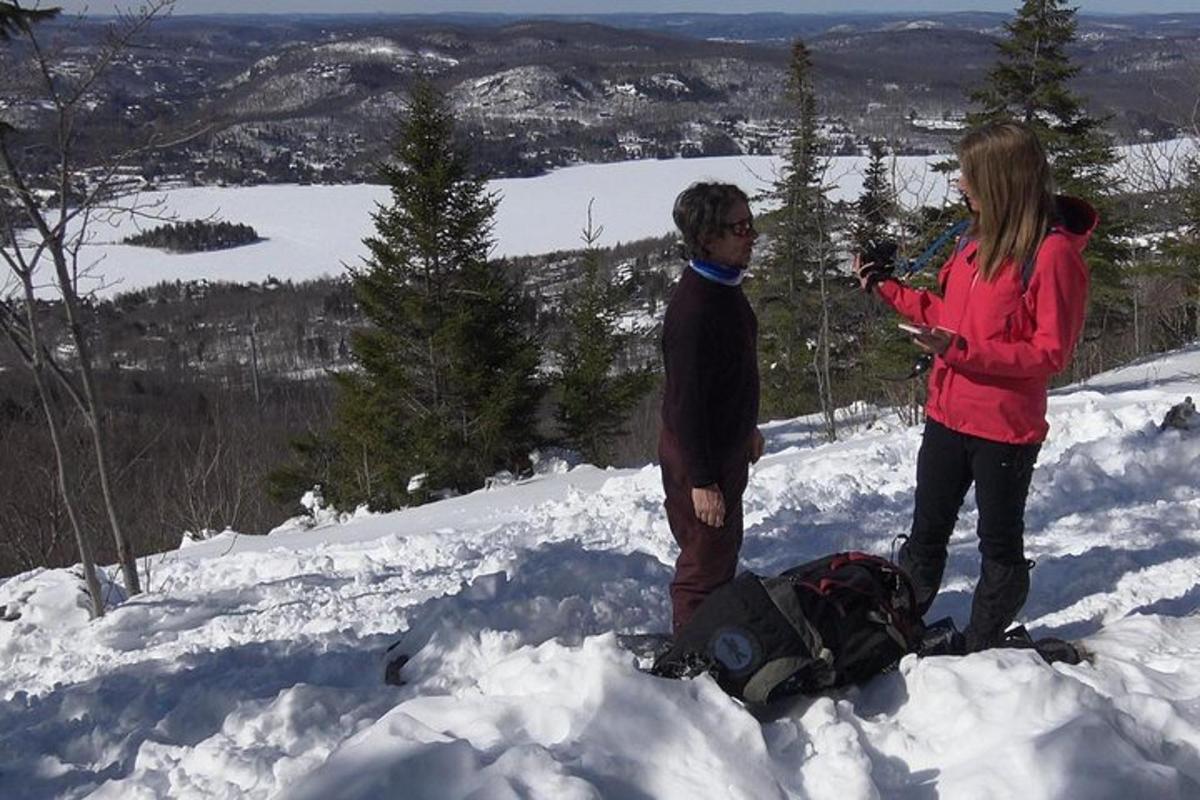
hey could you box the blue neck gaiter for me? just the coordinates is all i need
[690,258,745,287]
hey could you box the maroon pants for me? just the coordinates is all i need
[659,430,749,634]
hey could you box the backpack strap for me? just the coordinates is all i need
[956,242,1037,294]
[743,656,819,704]
[1020,256,1036,292]
[762,575,832,666]
[746,575,835,702]
[1020,217,1065,292]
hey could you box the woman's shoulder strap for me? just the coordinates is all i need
[1023,210,1070,292]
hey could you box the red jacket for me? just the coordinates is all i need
[877,196,1097,444]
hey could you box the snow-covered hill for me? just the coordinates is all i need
[2,344,1200,799]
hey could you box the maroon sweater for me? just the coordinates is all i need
[660,267,760,488]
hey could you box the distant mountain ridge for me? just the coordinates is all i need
[2,12,1197,186]
[160,11,1200,42]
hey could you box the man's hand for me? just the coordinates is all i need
[692,484,726,528]
[749,428,765,464]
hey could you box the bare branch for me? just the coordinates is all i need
[0,1,182,599]
[0,128,59,247]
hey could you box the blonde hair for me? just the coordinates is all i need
[959,121,1056,280]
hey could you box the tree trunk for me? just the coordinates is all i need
[250,322,262,408]
[3,283,104,617]
[0,0,180,600]
[33,371,105,618]
[814,224,836,442]
[1132,289,1140,357]
[48,243,142,596]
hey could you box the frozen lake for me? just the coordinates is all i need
[11,137,1193,298]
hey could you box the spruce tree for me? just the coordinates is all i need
[1163,157,1200,341]
[1185,158,1200,339]
[0,3,58,41]
[335,80,542,507]
[552,209,653,465]
[752,40,837,434]
[968,0,1130,346]
[851,139,894,256]
[442,248,543,483]
[846,139,919,400]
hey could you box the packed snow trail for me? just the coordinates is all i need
[1,344,1199,798]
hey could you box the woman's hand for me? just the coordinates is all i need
[854,253,892,293]
[853,253,874,291]
[692,484,726,528]
[911,327,954,355]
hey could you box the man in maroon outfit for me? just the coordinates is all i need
[660,182,764,635]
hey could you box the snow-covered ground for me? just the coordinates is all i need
[2,343,1199,798]
[18,136,1194,299]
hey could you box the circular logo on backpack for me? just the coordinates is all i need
[709,627,760,675]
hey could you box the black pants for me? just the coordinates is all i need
[899,418,1040,651]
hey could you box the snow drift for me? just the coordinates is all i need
[2,344,1200,798]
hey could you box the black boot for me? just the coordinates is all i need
[918,616,966,656]
[996,624,1085,665]
[964,559,1031,652]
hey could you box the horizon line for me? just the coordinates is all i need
[67,9,1200,20]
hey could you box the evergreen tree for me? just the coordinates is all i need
[0,3,58,42]
[845,138,923,401]
[265,431,351,510]
[334,80,542,508]
[1162,156,1200,341]
[125,220,260,252]
[752,40,837,435]
[968,0,1131,345]
[851,138,894,256]
[441,247,543,482]
[552,208,653,465]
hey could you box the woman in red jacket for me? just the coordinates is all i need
[858,121,1097,652]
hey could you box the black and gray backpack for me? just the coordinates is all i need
[652,552,922,703]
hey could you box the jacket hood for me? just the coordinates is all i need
[1053,195,1099,252]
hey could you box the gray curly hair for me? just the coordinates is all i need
[672,182,750,261]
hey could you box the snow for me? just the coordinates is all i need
[2,342,1200,798]
[911,117,967,131]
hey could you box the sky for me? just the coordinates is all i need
[44,1,1200,16]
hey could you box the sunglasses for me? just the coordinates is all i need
[722,216,757,238]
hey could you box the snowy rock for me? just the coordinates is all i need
[0,565,126,634]
[269,486,358,535]
[530,447,584,475]
[1159,396,1197,432]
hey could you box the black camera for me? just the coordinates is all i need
[856,238,900,292]
[861,238,899,270]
